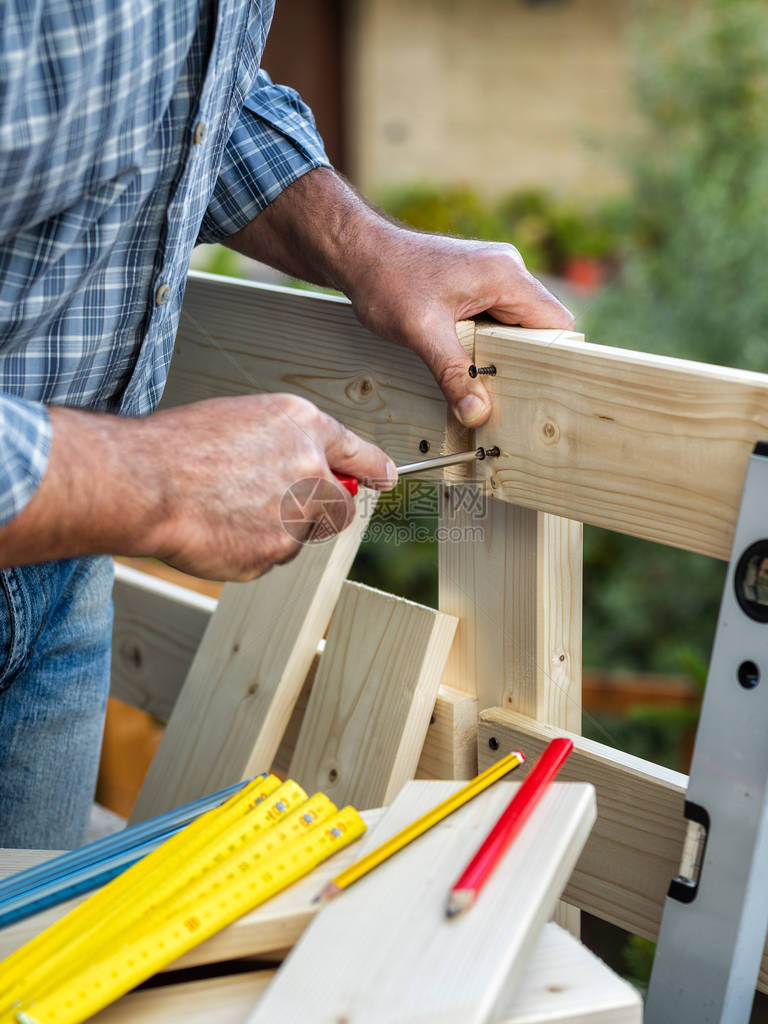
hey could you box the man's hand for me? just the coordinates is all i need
[0,395,396,580]
[225,168,573,427]
[345,233,573,427]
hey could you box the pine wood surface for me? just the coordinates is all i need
[111,563,216,722]
[91,972,276,1024]
[248,779,596,1024]
[109,565,469,783]
[129,493,376,823]
[90,923,640,1024]
[472,323,768,560]
[165,273,450,471]
[439,498,582,726]
[415,684,478,780]
[288,582,457,807]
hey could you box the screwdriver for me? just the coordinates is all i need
[333,447,500,494]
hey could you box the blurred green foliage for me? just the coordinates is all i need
[581,0,768,730]
[588,0,768,369]
[377,182,625,275]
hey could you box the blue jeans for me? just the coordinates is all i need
[0,556,113,849]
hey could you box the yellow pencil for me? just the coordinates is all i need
[314,750,525,902]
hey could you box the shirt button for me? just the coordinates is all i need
[155,283,171,306]
[193,121,208,145]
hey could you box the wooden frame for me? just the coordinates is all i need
[104,272,768,995]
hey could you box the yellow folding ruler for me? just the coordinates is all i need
[0,775,366,1024]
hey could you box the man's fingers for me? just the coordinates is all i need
[490,269,574,330]
[316,413,398,490]
[418,317,492,428]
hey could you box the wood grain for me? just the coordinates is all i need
[500,921,641,1023]
[438,500,582,736]
[289,582,457,807]
[415,684,478,780]
[111,563,216,722]
[91,972,275,1024]
[473,323,768,559]
[165,273,449,471]
[129,493,377,823]
[248,779,596,1023]
[90,923,640,1024]
[438,318,582,932]
[110,568,469,781]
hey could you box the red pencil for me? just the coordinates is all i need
[445,737,574,918]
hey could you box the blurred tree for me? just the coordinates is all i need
[589,0,768,368]
[581,0,768,765]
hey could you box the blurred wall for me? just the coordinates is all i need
[262,0,348,170]
[346,0,635,199]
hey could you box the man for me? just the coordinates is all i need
[0,0,571,848]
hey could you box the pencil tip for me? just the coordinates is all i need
[445,890,474,919]
[313,881,341,904]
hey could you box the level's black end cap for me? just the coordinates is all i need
[753,441,768,458]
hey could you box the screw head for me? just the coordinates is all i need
[468,364,478,379]
[419,440,430,453]
[488,736,500,751]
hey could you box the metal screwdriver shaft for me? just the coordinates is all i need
[396,447,500,477]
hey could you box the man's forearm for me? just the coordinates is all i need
[0,408,167,568]
[223,168,394,294]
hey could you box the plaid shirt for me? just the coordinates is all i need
[0,0,329,526]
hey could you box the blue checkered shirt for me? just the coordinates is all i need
[0,0,329,527]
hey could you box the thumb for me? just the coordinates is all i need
[421,317,492,428]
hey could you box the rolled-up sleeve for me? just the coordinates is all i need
[0,395,52,527]
[198,69,331,244]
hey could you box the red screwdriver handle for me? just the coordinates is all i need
[333,472,359,496]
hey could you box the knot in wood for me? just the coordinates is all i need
[121,644,143,670]
[541,419,560,444]
[345,375,375,403]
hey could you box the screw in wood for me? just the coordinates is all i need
[418,439,430,453]
[468,364,497,378]
[488,736,500,751]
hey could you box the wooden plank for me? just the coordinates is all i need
[165,273,449,471]
[473,323,768,560]
[500,921,641,1024]
[416,684,478,780]
[109,564,469,780]
[269,649,320,778]
[289,582,457,808]
[248,779,596,1023]
[92,972,275,1024]
[111,563,216,722]
[129,493,377,823]
[440,322,582,933]
[438,325,582,725]
[91,923,640,1024]
[439,502,581,727]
